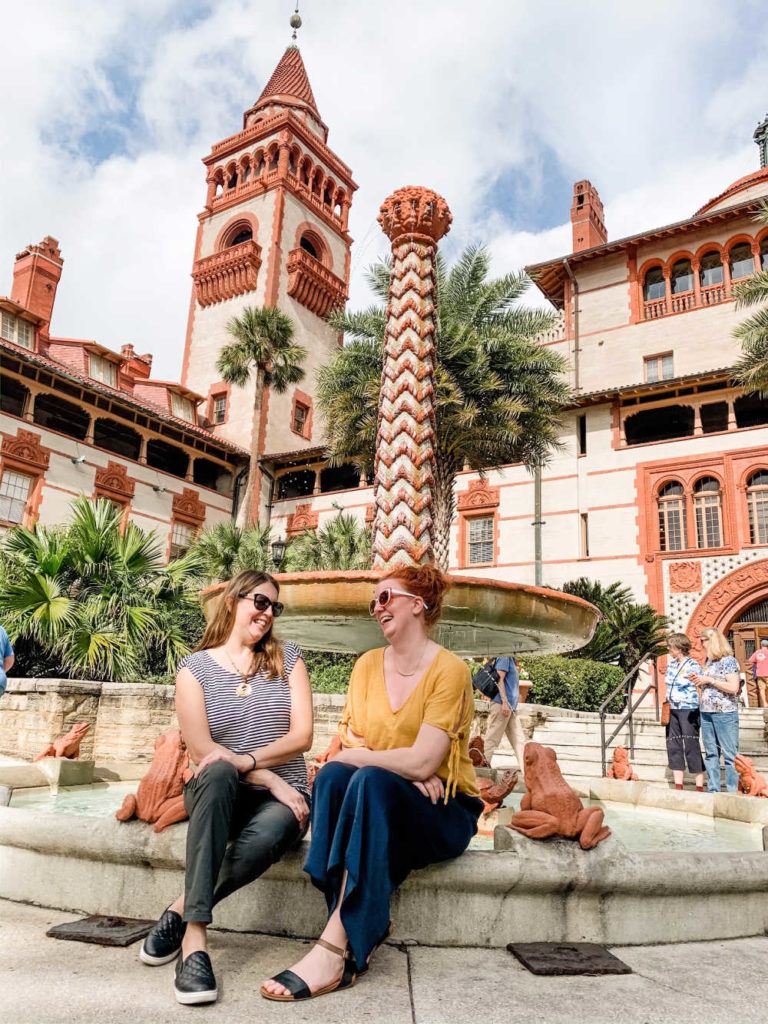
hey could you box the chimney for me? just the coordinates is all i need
[120,343,153,380]
[570,181,607,253]
[11,236,63,337]
[755,113,768,169]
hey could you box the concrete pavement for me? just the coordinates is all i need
[3,898,767,1024]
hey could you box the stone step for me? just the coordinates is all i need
[539,718,766,736]
[529,739,768,766]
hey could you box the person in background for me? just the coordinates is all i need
[483,655,526,769]
[664,633,705,792]
[0,625,14,698]
[689,627,741,793]
[747,639,768,708]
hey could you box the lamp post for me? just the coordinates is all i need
[270,539,287,571]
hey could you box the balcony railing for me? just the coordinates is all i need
[643,279,734,320]
[286,248,347,318]
[192,240,262,307]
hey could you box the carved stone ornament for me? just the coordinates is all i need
[287,502,319,537]
[1,429,50,472]
[669,561,702,593]
[172,488,205,526]
[457,478,500,512]
[687,558,768,636]
[94,461,135,502]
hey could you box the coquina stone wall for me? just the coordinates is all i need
[0,679,506,764]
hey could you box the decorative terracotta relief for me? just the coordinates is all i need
[94,461,135,503]
[172,488,205,526]
[669,561,702,593]
[477,768,519,815]
[457,478,500,512]
[735,754,768,798]
[286,247,347,318]
[115,729,191,833]
[365,503,375,525]
[286,502,319,537]
[1,429,51,472]
[607,746,638,781]
[508,742,611,849]
[34,722,89,760]
[192,239,262,307]
[687,558,768,637]
[371,186,452,568]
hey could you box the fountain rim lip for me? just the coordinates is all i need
[200,570,599,616]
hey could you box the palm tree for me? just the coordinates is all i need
[0,497,205,682]
[217,306,306,527]
[191,520,275,582]
[561,577,668,671]
[284,510,372,571]
[320,246,572,566]
[733,204,768,394]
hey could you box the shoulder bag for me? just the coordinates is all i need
[472,659,500,701]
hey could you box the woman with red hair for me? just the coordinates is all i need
[261,563,482,1002]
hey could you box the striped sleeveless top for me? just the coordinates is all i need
[179,642,309,796]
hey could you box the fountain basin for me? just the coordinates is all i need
[202,571,600,656]
[4,778,768,946]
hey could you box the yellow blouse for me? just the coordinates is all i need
[338,646,479,800]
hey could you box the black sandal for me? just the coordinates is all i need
[260,938,357,1002]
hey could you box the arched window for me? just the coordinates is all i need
[643,266,665,302]
[228,227,252,247]
[658,481,687,551]
[747,470,768,544]
[268,147,279,172]
[670,258,694,295]
[254,151,265,177]
[761,238,768,272]
[693,476,722,549]
[699,250,723,287]
[226,166,238,190]
[729,242,755,281]
[300,235,319,260]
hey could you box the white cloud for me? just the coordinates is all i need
[1,0,767,378]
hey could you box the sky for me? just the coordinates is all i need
[1,0,767,380]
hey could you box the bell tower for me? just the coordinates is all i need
[181,23,356,518]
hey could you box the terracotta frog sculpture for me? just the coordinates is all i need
[509,742,611,849]
[477,768,518,815]
[468,735,490,768]
[735,754,768,797]
[116,729,192,833]
[34,721,90,761]
[607,746,638,781]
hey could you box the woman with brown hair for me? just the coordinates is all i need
[139,570,313,1006]
[261,563,483,1003]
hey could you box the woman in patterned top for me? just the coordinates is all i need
[139,570,313,1006]
[688,627,741,793]
[664,632,705,792]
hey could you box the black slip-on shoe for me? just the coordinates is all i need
[174,951,218,1005]
[139,908,186,966]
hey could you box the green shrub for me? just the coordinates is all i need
[304,651,355,693]
[520,654,624,714]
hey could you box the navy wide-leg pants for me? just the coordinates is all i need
[304,762,483,971]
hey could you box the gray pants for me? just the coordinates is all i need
[182,759,305,924]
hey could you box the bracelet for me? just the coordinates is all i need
[243,753,257,773]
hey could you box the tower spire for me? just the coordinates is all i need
[755,113,768,170]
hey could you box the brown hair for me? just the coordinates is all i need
[195,570,284,679]
[380,563,450,628]
[667,632,692,656]
[699,627,733,662]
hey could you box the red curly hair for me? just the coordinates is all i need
[379,563,450,627]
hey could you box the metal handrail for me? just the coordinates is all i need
[599,653,660,777]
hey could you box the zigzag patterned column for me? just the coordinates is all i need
[372,186,452,567]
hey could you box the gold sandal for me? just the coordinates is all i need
[260,938,357,1002]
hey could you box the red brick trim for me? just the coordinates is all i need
[456,479,501,570]
[290,388,313,441]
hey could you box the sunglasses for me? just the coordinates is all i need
[368,588,429,617]
[239,592,284,618]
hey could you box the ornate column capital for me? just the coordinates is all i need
[378,186,452,247]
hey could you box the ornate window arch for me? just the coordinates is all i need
[693,475,723,548]
[658,480,687,551]
[642,262,665,302]
[747,469,768,545]
[214,213,260,253]
[669,255,694,295]
[294,223,332,269]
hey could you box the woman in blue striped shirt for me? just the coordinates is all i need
[139,570,313,1006]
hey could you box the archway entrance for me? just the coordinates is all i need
[730,596,768,672]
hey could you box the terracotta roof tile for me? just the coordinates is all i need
[255,46,319,119]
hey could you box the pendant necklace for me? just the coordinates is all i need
[226,649,253,698]
[391,639,430,678]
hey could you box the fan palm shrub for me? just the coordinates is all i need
[191,521,275,581]
[0,497,205,682]
[319,246,572,567]
[284,511,371,571]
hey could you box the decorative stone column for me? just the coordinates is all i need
[372,186,452,568]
